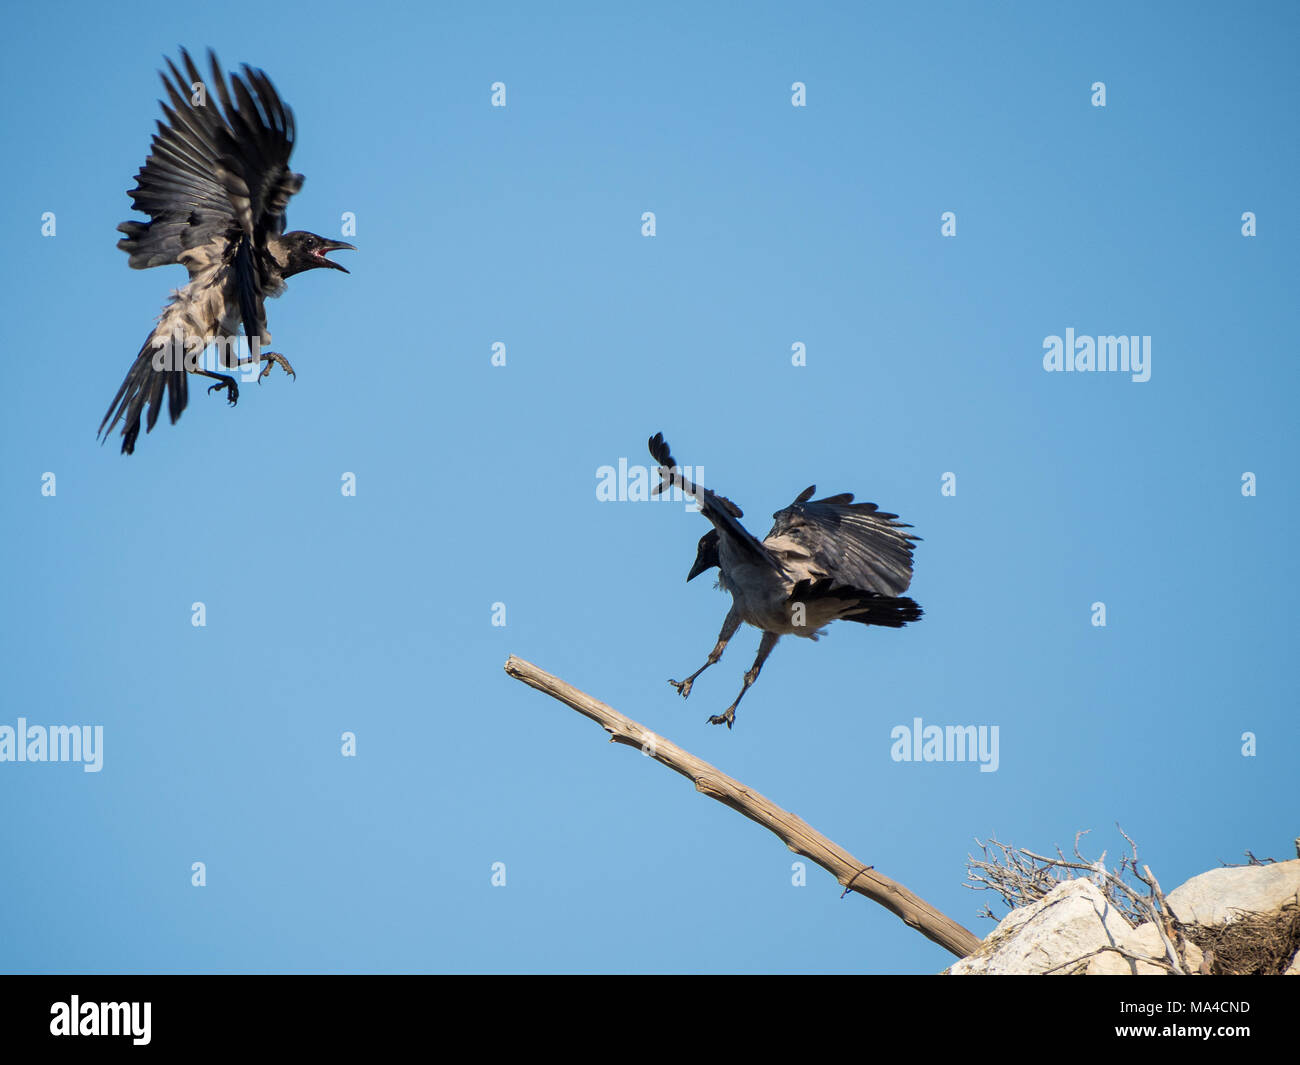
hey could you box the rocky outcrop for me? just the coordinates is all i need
[946,879,1129,975]
[1165,861,1300,926]
[1086,920,1205,975]
[950,857,1300,975]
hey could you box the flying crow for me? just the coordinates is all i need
[99,48,353,454]
[649,432,922,728]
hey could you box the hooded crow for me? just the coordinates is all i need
[649,432,922,728]
[99,48,353,454]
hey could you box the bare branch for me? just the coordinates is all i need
[1142,864,1184,974]
[504,654,983,960]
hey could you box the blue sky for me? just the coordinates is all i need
[0,1,1296,974]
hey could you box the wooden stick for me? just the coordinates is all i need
[504,654,983,960]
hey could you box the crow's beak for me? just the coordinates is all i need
[317,239,355,273]
[687,555,710,582]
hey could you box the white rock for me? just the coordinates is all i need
[947,879,1132,975]
[1086,921,1205,975]
[1165,859,1300,926]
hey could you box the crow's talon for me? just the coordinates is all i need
[207,377,239,405]
[669,678,693,699]
[257,352,296,384]
[707,710,735,729]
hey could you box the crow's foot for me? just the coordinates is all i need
[207,375,239,405]
[707,708,736,729]
[257,351,296,384]
[669,677,694,699]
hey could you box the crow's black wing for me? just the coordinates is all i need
[116,48,304,344]
[765,486,919,596]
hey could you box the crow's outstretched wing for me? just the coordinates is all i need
[115,48,303,344]
[765,486,919,596]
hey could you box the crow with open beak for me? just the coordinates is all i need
[99,48,354,454]
[650,432,923,729]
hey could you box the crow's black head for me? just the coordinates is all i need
[687,529,720,581]
[279,231,355,277]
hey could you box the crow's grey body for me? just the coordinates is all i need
[99,48,352,454]
[649,432,922,728]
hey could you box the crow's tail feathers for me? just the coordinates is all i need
[97,335,188,455]
[791,577,923,629]
[841,594,923,628]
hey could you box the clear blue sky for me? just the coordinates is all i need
[1,1,1296,974]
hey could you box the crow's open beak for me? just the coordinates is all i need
[316,239,355,273]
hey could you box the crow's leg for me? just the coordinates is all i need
[196,369,239,406]
[709,631,780,729]
[218,348,296,384]
[670,607,740,698]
